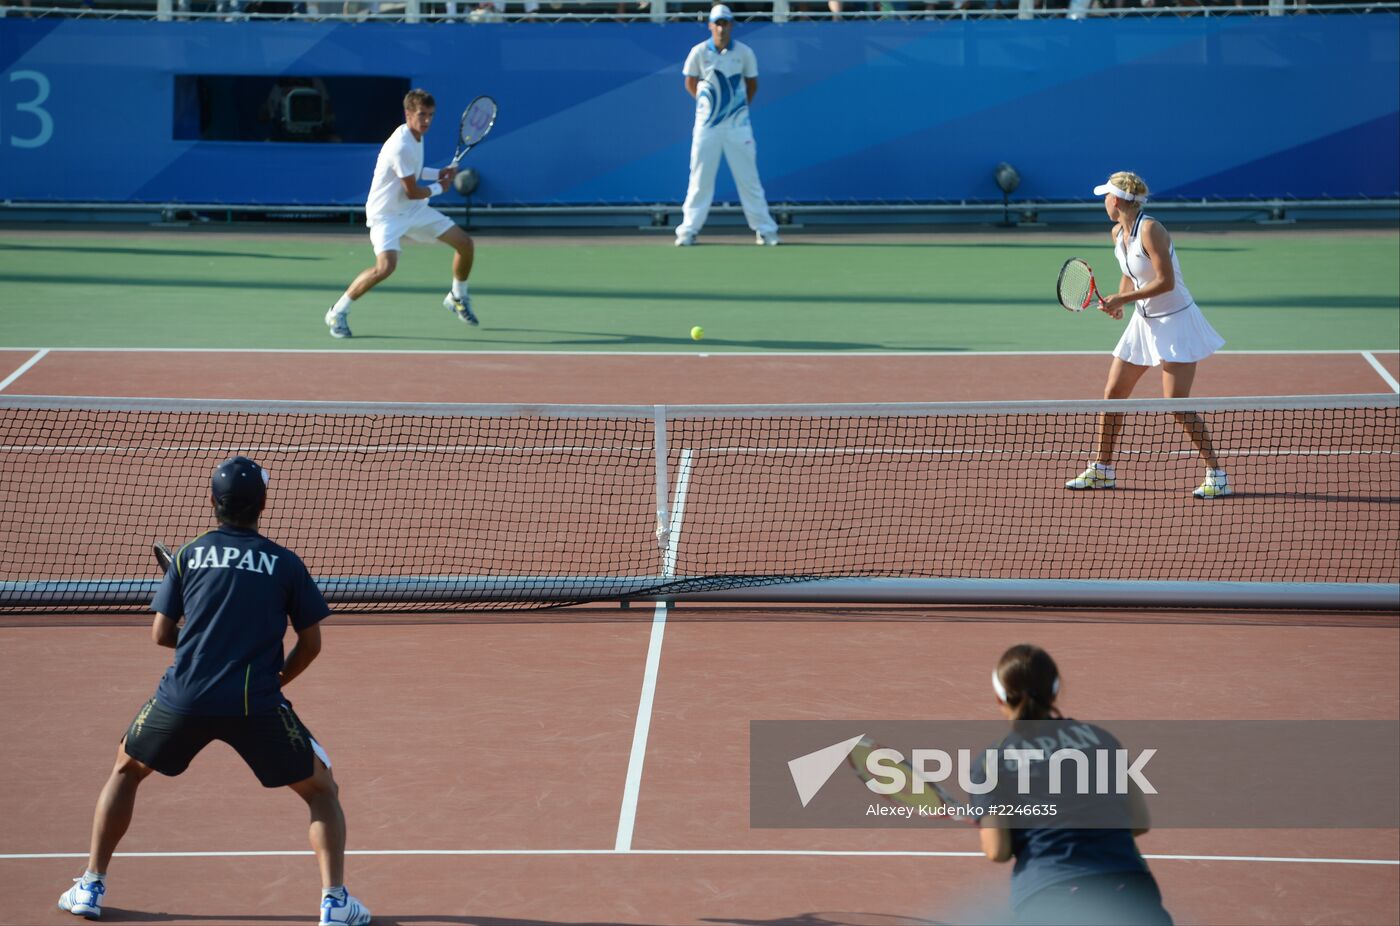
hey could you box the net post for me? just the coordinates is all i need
[653,405,671,558]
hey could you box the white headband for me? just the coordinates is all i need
[1093,181,1144,203]
[992,669,1060,703]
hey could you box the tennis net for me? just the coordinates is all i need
[1,394,1396,611]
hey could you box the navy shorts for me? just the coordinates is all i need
[1015,871,1172,926]
[122,697,328,788]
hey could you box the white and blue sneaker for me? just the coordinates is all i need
[1065,464,1116,490]
[324,307,352,339]
[319,888,371,926]
[1193,470,1233,499]
[444,292,478,326]
[58,877,105,919]
[756,231,780,246]
[675,233,696,247]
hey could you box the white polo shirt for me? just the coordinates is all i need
[365,124,426,223]
[684,39,759,130]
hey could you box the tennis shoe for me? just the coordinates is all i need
[58,877,105,919]
[675,233,696,247]
[324,308,351,339]
[756,231,780,246]
[444,292,478,326]
[1065,465,1115,490]
[320,890,371,926]
[1193,475,1233,499]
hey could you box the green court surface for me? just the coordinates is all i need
[1,227,1396,352]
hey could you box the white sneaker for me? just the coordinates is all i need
[1065,465,1115,490]
[58,878,105,919]
[320,889,371,926]
[756,231,780,246]
[675,233,696,247]
[1193,472,1233,499]
[324,307,351,339]
[443,292,478,326]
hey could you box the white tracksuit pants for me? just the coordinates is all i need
[677,122,777,239]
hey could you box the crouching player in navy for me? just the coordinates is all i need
[58,456,371,926]
[974,644,1172,926]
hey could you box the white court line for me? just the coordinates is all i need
[615,449,693,851]
[2,346,1396,358]
[3,849,1395,865]
[0,349,48,392]
[1362,351,1400,393]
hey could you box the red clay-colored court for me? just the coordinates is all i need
[1,349,1396,926]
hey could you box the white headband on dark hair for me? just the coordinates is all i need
[1093,181,1144,203]
[992,669,1060,703]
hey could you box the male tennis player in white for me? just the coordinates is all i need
[674,5,781,247]
[325,87,478,338]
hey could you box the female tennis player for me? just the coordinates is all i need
[1066,171,1231,499]
[975,644,1173,926]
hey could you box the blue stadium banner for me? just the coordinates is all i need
[1,15,1396,206]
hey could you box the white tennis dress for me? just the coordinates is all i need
[1111,212,1224,366]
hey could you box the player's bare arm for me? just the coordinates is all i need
[745,76,758,102]
[151,612,178,649]
[279,623,323,687]
[399,175,440,201]
[979,820,1013,862]
[685,75,700,98]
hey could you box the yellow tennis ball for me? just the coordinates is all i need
[691,326,704,341]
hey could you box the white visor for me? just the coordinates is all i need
[1093,181,1142,203]
[992,670,1060,703]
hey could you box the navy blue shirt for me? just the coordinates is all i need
[970,719,1150,910]
[151,525,330,716]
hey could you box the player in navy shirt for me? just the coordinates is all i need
[974,644,1172,926]
[58,457,371,926]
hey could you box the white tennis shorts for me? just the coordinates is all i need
[368,205,456,254]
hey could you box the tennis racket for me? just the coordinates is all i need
[845,736,980,826]
[1056,257,1119,318]
[153,541,174,574]
[447,95,498,169]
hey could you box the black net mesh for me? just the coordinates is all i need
[2,397,1396,611]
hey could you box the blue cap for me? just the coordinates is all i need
[211,456,269,504]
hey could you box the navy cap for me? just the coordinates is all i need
[211,456,269,504]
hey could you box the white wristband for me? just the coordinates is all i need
[426,182,443,198]
[420,167,440,182]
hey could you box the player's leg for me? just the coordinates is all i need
[344,249,399,301]
[325,219,404,337]
[1163,360,1229,497]
[676,129,724,244]
[437,223,479,325]
[233,705,370,925]
[288,758,348,887]
[61,700,207,919]
[721,125,779,245]
[1067,357,1149,490]
[87,739,156,873]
